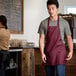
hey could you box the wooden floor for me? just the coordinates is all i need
[35,48,76,76]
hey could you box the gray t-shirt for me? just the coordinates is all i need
[38,16,71,44]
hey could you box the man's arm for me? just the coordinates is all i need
[39,34,46,63]
[66,35,73,61]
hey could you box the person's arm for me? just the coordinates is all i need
[63,20,73,61]
[39,34,46,63]
[66,35,73,61]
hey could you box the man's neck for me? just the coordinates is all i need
[49,15,58,21]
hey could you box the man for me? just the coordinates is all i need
[38,0,73,76]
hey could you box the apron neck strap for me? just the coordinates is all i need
[57,16,59,27]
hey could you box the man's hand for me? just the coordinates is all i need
[41,53,47,63]
[66,51,73,61]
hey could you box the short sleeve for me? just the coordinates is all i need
[64,21,71,36]
[38,21,45,34]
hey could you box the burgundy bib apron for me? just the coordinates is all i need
[45,16,67,65]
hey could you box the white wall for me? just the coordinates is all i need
[11,0,76,47]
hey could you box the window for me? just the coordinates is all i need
[64,6,76,14]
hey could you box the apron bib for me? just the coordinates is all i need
[45,16,67,65]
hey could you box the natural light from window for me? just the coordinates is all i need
[64,6,76,14]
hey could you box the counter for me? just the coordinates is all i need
[7,46,76,76]
[7,47,35,76]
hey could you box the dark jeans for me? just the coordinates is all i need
[45,64,65,76]
[0,50,9,76]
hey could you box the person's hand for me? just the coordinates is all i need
[41,53,47,63]
[66,51,73,61]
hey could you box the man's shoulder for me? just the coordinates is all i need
[59,16,68,24]
[41,17,48,24]
[59,16,69,28]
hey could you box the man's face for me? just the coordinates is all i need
[47,4,59,17]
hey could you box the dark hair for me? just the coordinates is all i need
[47,0,59,8]
[0,15,8,29]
